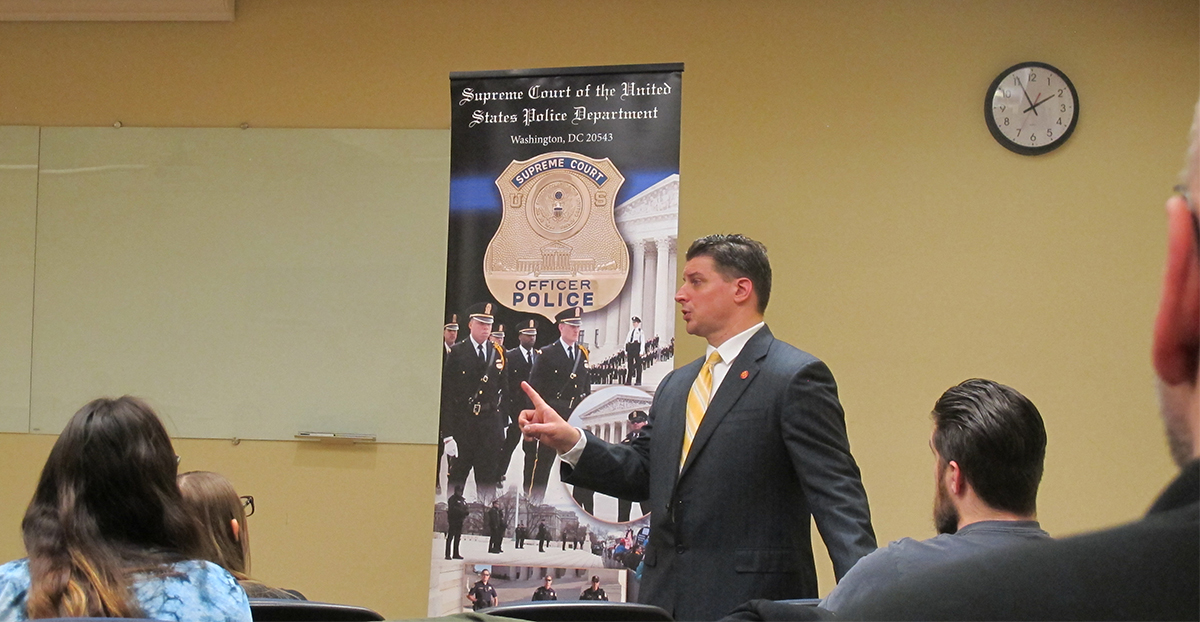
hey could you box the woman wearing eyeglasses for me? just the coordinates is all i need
[0,396,251,621]
[177,471,304,600]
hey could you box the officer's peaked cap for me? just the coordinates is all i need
[555,307,583,326]
[467,302,495,324]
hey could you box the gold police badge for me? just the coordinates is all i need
[484,151,629,320]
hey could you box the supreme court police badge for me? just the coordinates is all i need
[484,151,629,320]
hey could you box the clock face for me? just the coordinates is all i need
[985,62,1079,155]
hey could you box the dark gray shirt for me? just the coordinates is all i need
[822,520,1050,613]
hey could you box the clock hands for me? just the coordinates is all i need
[1022,92,1055,115]
[1018,83,1039,116]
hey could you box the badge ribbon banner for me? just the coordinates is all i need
[431,63,682,615]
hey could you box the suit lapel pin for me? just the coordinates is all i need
[740,370,749,379]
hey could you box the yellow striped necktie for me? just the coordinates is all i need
[681,350,722,468]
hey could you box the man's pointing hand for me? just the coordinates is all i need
[518,381,582,453]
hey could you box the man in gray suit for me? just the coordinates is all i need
[520,234,876,621]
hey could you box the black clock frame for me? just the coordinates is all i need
[985,61,1079,156]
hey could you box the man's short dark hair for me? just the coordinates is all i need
[931,379,1047,515]
[685,234,772,313]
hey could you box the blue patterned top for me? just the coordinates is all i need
[0,558,251,622]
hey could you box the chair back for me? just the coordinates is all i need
[248,598,385,621]
[484,600,673,621]
[725,598,832,621]
[775,598,822,607]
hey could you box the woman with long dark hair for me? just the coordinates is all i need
[177,471,303,600]
[0,396,251,621]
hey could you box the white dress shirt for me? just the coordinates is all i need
[557,338,578,361]
[561,322,765,465]
[705,321,764,397]
[469,335,489,360]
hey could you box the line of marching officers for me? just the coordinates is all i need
[440,303,591,506]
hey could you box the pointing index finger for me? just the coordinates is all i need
[521,381,549,409]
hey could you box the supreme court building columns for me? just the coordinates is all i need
[584,175,679,353]
[653,235,676,346]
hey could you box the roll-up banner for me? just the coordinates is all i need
[429,63,683,615]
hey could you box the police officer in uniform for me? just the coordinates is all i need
[524,307,590,506]
[466,569,498,611]
[514,522,527,549]
[500,320,538,486]
[625,316,644,385]
[437,313,460,494]
[537,521,550,552]
[616,410,650,522]
[442,302,505,504]
[486,500,506,554]
[532,575,558,601]
[444,485,468,560]
[580,576,608,601]
[443,314,459,361]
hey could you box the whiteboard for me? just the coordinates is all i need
[26,127,449,443]
[0,126,38,434]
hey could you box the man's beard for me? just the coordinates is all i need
[934,476,959,535]
[1157,379,1196,467]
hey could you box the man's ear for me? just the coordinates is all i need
[944,460,964,495]
[1153,197,1200,385]
[731,276,755,305]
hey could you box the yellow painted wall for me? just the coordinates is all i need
[0,1,1196,618]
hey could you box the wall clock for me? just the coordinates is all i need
[985,62,1079,155]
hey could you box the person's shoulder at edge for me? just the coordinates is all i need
[855,526,1045,576]
[839,500,1198,620]
[0,559,30,586]
[823,524,1051,613]
[0,559,31,622]
[752,328,826,372]
[134,559,251,622]
[834,529,1007,575]
[0,558,251,622]
[819,541,893,611]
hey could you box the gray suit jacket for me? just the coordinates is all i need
[562,326,875,621]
